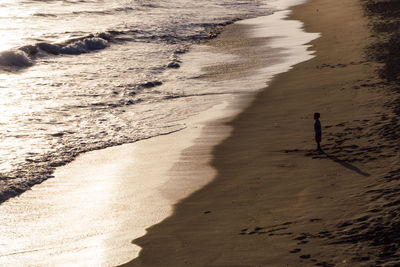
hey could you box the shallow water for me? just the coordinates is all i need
[0,0,276,201]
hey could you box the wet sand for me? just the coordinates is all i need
[0,102,239,266]
[125,0,400,266]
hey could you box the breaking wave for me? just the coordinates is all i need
[1,19,236,70]
[33,6,136,18]
[0,33,111,69]
[45,37,108,55]
[0,50,32,68]
[35,33,112,55]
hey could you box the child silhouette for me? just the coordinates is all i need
[314,112,322,151]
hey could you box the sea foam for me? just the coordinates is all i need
[0,50,32,68]
[60,37,108,54]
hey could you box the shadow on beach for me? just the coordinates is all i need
[320,149,370,177]
[284,148,370,177]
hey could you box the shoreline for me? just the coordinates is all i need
[0,101,239,266]
[126,0,399,266]
[0,4,318,265]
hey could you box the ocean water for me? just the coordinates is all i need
[0,0,278,202]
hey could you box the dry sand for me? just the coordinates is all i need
[124,0,400,266]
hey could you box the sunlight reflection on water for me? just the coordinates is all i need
[0,0,273,201]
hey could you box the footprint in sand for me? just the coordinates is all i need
[300,254,311,259]
[290,248,301,253]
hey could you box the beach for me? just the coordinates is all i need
[0,0,318,266]
[125,0,400,266]
[2,0,400,265]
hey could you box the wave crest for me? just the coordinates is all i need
[60,37,108,55]
[0,33,111,69]
[0,50,32,68]
[37,35,110,55]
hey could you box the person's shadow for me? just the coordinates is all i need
[319,149,370,177]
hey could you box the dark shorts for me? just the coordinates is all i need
[315,134,321,142]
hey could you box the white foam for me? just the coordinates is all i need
[60,37,108,55]
[237,10,320,77]
[0,50,32,67]
[268,0,309,10]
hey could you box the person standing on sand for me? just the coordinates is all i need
[314,112,322,151]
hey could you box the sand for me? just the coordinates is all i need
[0,101,239,265]
[124,0,400,266]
